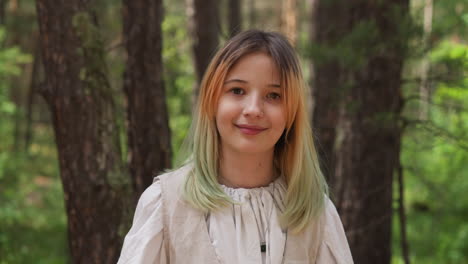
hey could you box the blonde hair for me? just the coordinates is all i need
[181,30,328,233]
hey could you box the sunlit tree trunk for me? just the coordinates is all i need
[122,0,172,198]
[419,0,433,120]
[281,0,297,46]
[36,1,132,263]
[248,0,255,28]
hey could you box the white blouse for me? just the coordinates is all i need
[208,177,287,264]
[117,177,353,264]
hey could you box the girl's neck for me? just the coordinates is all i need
[218,148,276,188]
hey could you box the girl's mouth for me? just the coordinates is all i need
[235,124,267,135]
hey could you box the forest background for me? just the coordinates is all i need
[0,0,467,263]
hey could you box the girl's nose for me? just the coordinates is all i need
[243,94,264,118]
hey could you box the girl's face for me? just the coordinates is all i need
[215,52,287,155]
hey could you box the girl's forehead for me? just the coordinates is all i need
[225,52,281,81]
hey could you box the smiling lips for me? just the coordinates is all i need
[235,124,267,135]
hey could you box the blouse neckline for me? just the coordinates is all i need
[218,176,287,202]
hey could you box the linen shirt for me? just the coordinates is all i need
[117,167,353,264]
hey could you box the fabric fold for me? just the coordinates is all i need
[208,176,287,264]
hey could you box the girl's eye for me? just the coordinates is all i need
[267,92,281,100]
[230,88,244,95]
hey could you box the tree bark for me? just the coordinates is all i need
[36,1,132,263]
[228,0,241,37]
[309,0,350,186]
[0,0,5,25]
[122,0,172,198]
[310,1,409,263]
[187,0,220,89]
[186,0,219,106]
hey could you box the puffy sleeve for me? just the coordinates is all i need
[316,198,354,264]
[117,178,167,264]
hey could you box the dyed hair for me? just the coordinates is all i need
[181,30,328,233]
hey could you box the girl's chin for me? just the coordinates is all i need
[225,144,275,155]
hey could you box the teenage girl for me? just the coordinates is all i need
[117,30,353,264]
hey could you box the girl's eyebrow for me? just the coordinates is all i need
[224,78,281,88]
[224,79,247,84]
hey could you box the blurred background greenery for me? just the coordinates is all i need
[0,0,467,263]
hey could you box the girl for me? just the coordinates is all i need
[117,30,353,264]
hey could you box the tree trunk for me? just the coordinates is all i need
[310,1,409,263]
[36,1,132,263]
[397,163,411,264]
[309,0,350,186]
[186,0,220,106]
[281,0,297,46]
[419,0,433,120]
[122,0,172,198]
[187,0,220,103]
[228,0,241,37]
[248,0,255,28]
[0,0,5,25]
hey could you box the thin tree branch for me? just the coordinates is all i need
[403,165,445,202]
[401,74,468,85]
[24,40,40,152]
[403,94,468,112]
[398,163,411,264]
[402,118,468,151]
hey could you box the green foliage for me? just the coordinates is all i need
[0,26,31,153]
[0,28,31,115]
[0,142,67,264]
[430,41,468,87]
[0,27,66,263]
[162,10,195,165]
[393,32,468,264]
[396,94,468,263]
[432,0,468,40]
